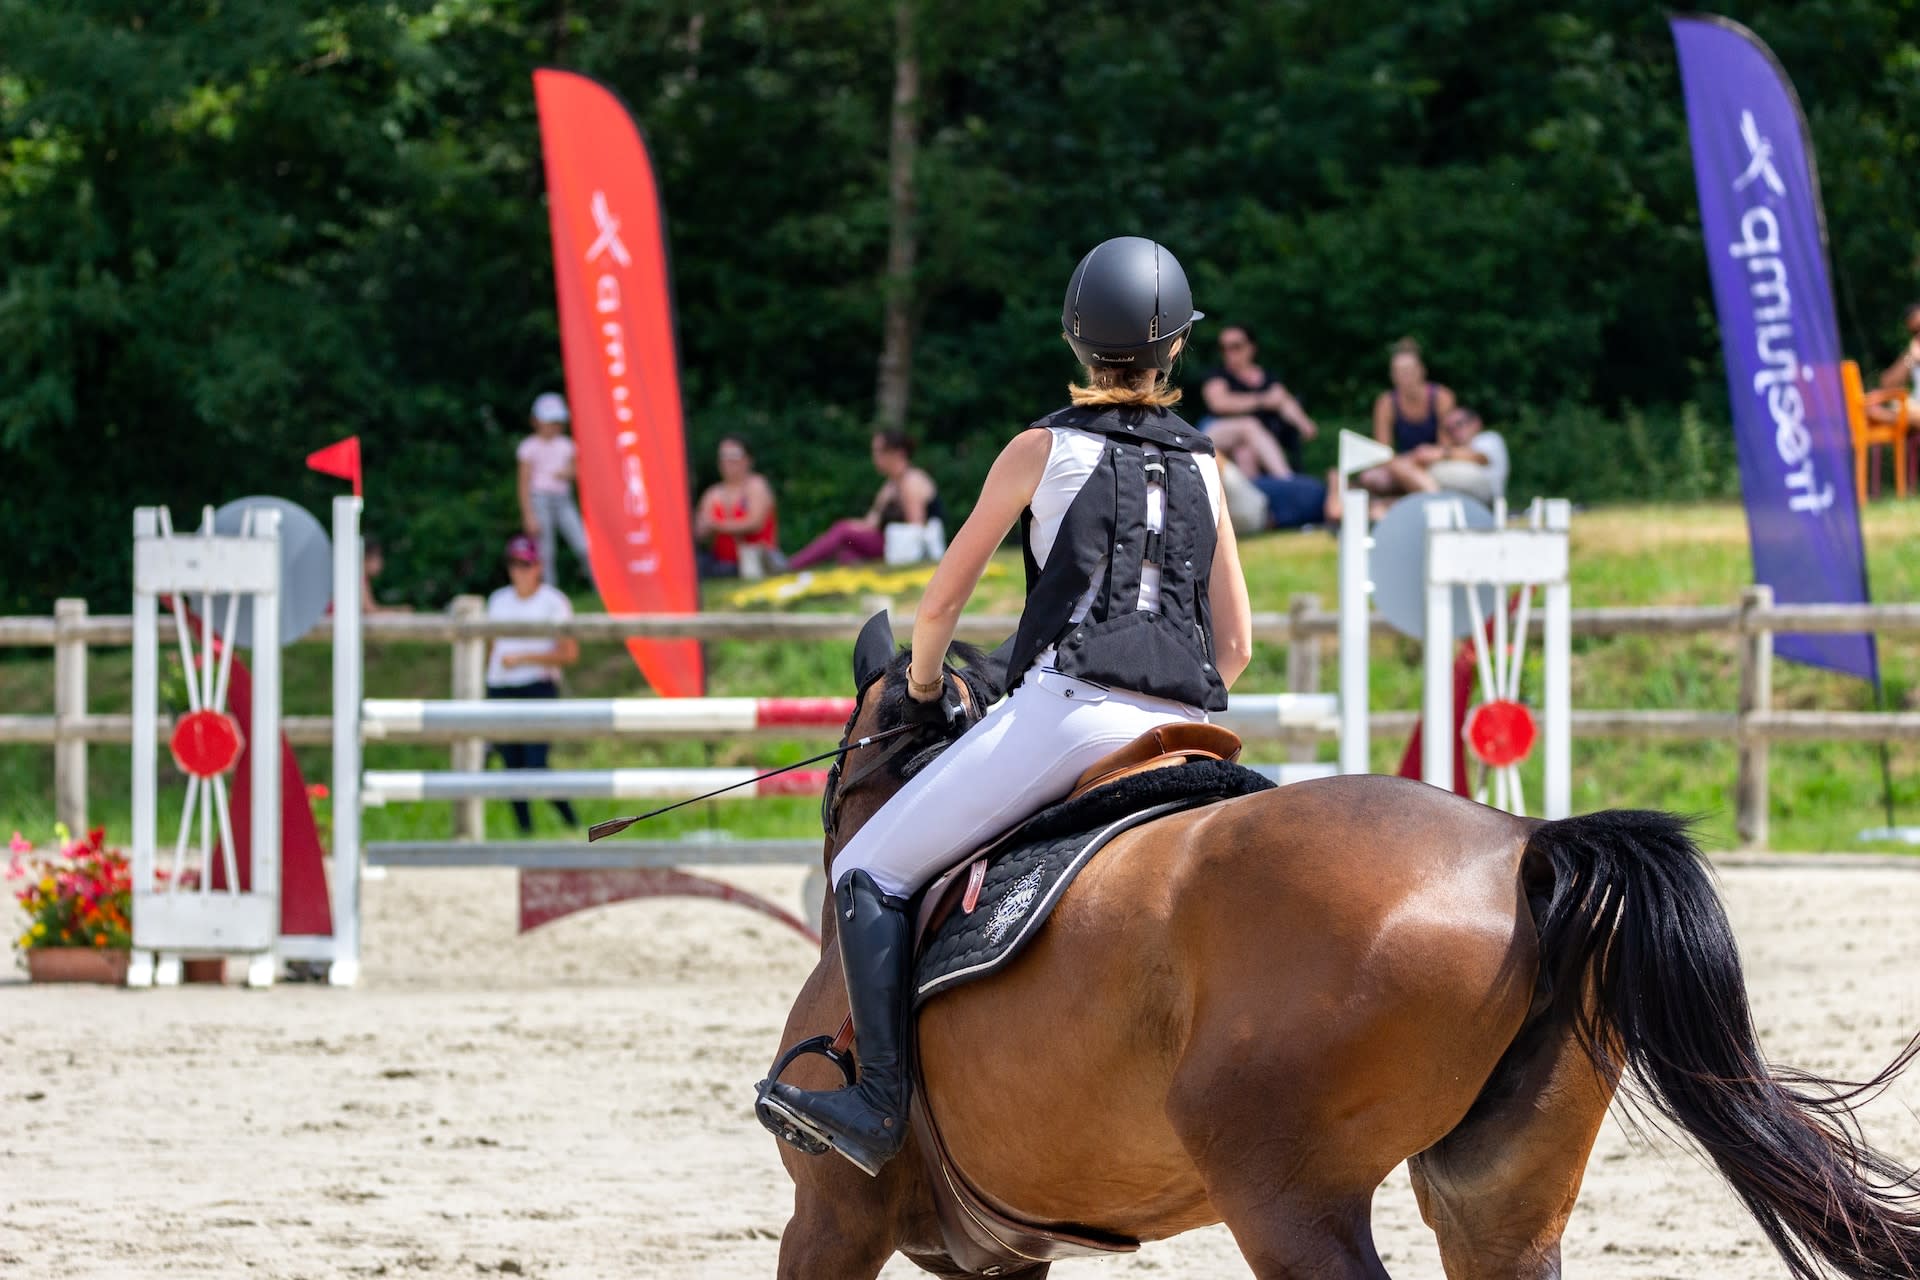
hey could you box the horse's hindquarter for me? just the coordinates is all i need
[917,774,1541,1237]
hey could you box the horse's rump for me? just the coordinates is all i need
[915,776,1544,1236]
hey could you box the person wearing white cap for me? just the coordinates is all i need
[517,391,592,589]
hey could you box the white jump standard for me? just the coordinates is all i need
[1420,498,1571,818]
[1334,429,1572,817]
[130,506,283,988]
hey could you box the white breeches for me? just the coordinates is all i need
[829,667,1208,898]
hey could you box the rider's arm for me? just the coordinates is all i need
[1207,459,1255,689]
[908,429,1051,691]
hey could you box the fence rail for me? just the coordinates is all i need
[3,585,1903,846]
[10,600,1920,649]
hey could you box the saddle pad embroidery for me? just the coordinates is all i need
[912,759,1276,1007]
[984,864,1047,947]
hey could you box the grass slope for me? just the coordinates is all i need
[3,502,1918,854]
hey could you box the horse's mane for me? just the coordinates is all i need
[871,641,1002,781]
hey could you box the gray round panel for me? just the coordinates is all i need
[1368,493,1499,641]
[212,496,334,648]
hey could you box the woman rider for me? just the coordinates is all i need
[758,237,1255,1176]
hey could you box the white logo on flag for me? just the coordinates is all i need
[1734,110,1786,197]
[587,191,632,267]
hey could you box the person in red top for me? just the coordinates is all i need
[694,435,781,578]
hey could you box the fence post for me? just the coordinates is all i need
[54,598,89,834]
[1286,593,1321,764]
[1735,584,1773,849]
[449,594,486,840]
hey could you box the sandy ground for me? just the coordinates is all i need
[3,860,1918,1280]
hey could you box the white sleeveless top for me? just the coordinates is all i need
[1028,426,1223,625]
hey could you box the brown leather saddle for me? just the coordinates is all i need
[827,723,1246,1274]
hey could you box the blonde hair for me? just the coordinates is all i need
[1067,365,1182,408]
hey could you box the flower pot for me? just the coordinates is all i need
[26,947,130,986]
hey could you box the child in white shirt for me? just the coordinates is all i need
[518,392,593,589]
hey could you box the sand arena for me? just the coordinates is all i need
[4,859,1917,1278]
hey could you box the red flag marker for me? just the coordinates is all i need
[306,436,362,497]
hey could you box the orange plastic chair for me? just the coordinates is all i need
[1842,358,1911,502]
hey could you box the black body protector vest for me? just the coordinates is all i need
[1006,405,1228,712]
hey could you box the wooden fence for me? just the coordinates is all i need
[5,584,1914,848]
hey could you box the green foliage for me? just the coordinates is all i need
[1,0,1917,610]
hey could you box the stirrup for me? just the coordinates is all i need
[755,1034,857,1157]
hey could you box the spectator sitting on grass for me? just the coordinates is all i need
[694,435,782,579]
[1871,301,1920,423]
[1401,406,1510,506]
[1198,326,1318,478]
[1355,337,1457,502]
[787,430,939,570]
[1219,459,1331,535]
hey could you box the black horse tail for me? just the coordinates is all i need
[1526,809,1920,1280]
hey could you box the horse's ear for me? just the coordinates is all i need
[853,611,895,691]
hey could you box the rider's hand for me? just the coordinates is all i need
[902,671,966,733]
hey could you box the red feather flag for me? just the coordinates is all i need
[533,69,705,696]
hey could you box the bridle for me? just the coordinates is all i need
[819,678,926,842]
[819,670,984,842]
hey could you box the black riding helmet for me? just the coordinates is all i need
[1061,236,1203,373]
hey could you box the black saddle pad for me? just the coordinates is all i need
[912,760,1274,1007]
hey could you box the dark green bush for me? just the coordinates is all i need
[1,1,1913,610]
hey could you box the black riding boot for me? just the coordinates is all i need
[758,870,913,1175]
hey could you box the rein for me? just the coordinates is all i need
[587,723,919,842]
[591,658,995,844]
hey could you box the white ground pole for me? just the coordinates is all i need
[1420,498,1572,819]
[129,506,283,988]
[1336,430,1395,774]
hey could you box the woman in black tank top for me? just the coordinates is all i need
[1199,325,1319,476]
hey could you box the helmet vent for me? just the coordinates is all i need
[1072,311,1081,337]
[1148,315,1160,340]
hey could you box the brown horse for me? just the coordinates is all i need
[766,635,1920,1279]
